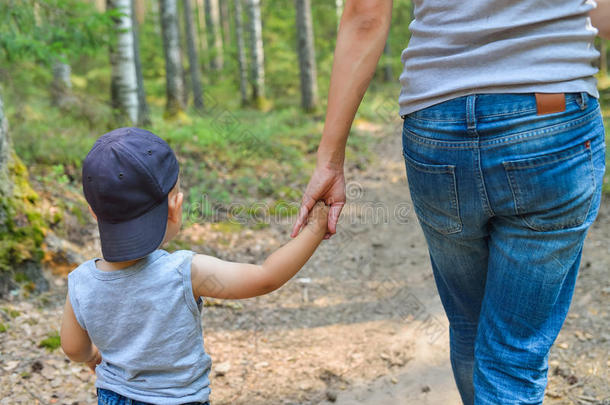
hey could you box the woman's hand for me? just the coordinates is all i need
[291,163,345,239]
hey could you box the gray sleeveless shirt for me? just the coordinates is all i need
[398,0,600,116]
[68,249,211,404]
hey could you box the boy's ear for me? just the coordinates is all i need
[167,191,184,222]
[88,206,97,221]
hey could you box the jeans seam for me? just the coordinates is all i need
[479,106,600,148]
[474,147,495,217]
[502,143,589,170]
[404,155,456,173]
[406,115,467,123]
[404,128,476,149]
[407,107,538,122]
[478,107,538,119]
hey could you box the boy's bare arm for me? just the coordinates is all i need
[191,203,329,299]
[60,294,101,371]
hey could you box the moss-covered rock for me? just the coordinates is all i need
[0,152,48,296]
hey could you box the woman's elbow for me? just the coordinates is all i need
[591,0,610,39]
[343,0,392,34]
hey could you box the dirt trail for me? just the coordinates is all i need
[0,121,608,404]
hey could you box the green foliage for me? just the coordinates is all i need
[0,0,117,65]
[38,331,61,351]
[0,323,7,333]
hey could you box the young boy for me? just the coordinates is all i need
[60,127,329,405]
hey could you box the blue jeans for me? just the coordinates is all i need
[97,388,209,405]
[402,92,605,404]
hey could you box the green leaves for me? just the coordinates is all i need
[0,0,117,65]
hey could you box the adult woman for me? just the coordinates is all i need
[292,1,609,403]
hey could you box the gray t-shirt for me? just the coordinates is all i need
[398,0,600,116]
[68,249,211,404]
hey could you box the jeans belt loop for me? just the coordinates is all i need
[578,92,588,110]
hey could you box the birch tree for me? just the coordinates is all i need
[336,0,343,28]
[131,0,151,125]
[51,59,75,108]
[246,0,265,105]
[159,0,186,117]
[295,0,318,111]
[234,0,248,105]
[183,0,204,109]
[205,0,224,70]
[108,0,139,124]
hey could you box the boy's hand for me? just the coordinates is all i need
[305,202,330,234]
[85,345,102,372]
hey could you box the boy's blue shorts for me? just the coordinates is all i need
[97,388,209,405]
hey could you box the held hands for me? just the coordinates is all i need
[304,201,331,235]
[291,164,346,239]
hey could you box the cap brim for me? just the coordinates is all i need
[97,198,168,262]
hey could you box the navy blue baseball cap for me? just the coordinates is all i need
[82,127,179,262]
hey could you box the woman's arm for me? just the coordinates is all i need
[291,0,393,238]
[591,0,610,39]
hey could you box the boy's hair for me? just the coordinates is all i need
[82,127,179,262]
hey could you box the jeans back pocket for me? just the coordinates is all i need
[503,142,595,231]
[403,152,462,234]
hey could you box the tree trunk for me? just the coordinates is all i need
[159,0,185,117]
[246,0,265,104]
[131,0,151,126]
[220,0,231,47]
[51,59,74,109]
[177,1,190,107]
[295,0,318,111]
[383,41,393,82]
[133,0,145,24]
[195,0,208,54]
[183,0,204,110]
[205,0,224,70]
[0,93,10,197]
[108,0,139,124]
[234,0,248,105]
[93,0,105,11]
[336,0,343,29]
[601,40,608,76]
